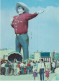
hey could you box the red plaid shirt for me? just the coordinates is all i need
[12,13,38,34]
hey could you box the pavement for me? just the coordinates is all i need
[0,73,56,81]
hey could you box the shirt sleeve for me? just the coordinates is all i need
[25,13,38,20]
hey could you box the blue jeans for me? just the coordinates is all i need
[40,69,44,81]
[5,67,9,75]
[52,67,55,73]
[21,67,24,74]
[27,66,30,74]
[16,34,29,60]
[14,69,17,75]
[30,66,33,73]
[1,67,4,75]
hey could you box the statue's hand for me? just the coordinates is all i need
[10,18,13,23]
[37,10,45,14]
[10,18,13,26]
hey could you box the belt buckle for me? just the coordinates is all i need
[16,34,20,36]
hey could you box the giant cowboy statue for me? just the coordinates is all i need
[11,2,44,61]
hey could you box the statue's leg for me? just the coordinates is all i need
[15,35,21,53]
[22,34,29,60]
[18,34,29,60]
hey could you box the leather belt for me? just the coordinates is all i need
[16,34,20,36]
[16,33,27,36]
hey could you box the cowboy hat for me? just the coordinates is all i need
[16,2,29,13]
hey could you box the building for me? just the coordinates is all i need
[54,53,59,60]
[0,48,23,61]
[34,52,41,61]
[40,52,52,62]
[0,49,15,60]
[29,54,34,61]
[34,52,52,62]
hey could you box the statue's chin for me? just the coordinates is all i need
[19,12,24,14]
[18,10,24,14]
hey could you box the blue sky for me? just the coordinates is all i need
[1,0,59,8]
[1,0,59,55]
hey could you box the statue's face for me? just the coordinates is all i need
[18,7,24,14]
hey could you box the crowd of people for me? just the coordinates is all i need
[1,59,57,81]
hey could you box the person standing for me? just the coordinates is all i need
[17,62,21,75]
[1,62,6,75]
[5,61,9,75]
[38,59,45,81]
[23,62,27,74]
[11,2,44,61]
[10,61,14,75]
[45,68,49,80]
[30,61,34,73]
[13,60,17,75]
[52,61,55,73]
[27,61,31,74]
[33,65,38,81]
[20,62,25,74]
